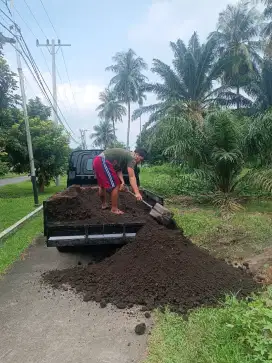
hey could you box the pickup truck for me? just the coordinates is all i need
[43,149,163,252]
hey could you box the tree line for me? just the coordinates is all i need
[92,0,272,207]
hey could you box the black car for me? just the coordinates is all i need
[67,149,140,188]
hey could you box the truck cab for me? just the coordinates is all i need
[67,149,140,187]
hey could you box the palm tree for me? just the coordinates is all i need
[209,1,261,109]
[262,0,272,36]
[136,86,147,144]
[133,32,237,126]
[90,120,116,149]
[106,49,148,149]
[96,88,126,139]
[152,110,272,209]
[244,59,272,112]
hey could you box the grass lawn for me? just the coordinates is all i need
[0,215,43,274]
[146,288,272,363]
[0,179,65,232]
[141,166,272,363]
[141,167,272,261]
[0,178,65,274]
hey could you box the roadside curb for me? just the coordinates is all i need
[0,205,43,242]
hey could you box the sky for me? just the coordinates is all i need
[1,0,241,148]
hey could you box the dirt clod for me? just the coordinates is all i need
[43,188,256,312]
[116,302,127,309]
[100,301,107,308]
[144,312,151,319]
[135,323,146,335]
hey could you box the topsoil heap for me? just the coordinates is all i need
[43,186,256,312]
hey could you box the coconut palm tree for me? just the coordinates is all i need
[261,0,272,36]
[106,49,148,149]
[133,32,237,126]
[244,59,272,112]
[209,1,261,109]
[90,120,116,149]
[136,86,147,144]
[96,88,126,138]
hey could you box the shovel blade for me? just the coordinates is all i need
[149,203,174,227]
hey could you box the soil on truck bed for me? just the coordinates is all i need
[46,186,149,224]
[43,189,256,312]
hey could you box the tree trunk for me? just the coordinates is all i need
[112,117,115,140]
[236,86,240,110]
[126,101,131,150]
[39,183,44,193]
[139,115,142,144]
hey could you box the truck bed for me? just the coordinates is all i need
[43,186,163,247]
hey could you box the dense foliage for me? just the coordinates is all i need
[0,38,70,187]
[5,118,70,190]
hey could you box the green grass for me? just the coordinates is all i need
[142,165,272,363]
[141,165,207,197]
[0,214,43,274]
[146,308,251,363]
[0,179,65,232]
[141,166,272,260]
[146,288,272,363]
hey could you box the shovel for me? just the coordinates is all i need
[127,190,176,228]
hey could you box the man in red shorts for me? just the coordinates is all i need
[93,148,147,214]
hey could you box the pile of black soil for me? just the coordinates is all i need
[46,186,149,224]
[43,212,256,312]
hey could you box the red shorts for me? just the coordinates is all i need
[93,156,120,190]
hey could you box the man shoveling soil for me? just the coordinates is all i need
[93,147,147,214]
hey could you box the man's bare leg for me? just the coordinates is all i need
[98,187,108,209]
[111,185,124,214]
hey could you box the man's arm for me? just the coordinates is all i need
[127,167,142,200]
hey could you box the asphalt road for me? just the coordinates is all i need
[0,176,29,187]
[0,238,150,363]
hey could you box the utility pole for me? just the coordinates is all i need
[36,39,71,123]
[79,129,88,150]
[13,25,39,205]
[36,39,71,185]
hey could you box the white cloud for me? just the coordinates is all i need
[129,0,238,49]
[22,68,103,111]
[57,83,103,110]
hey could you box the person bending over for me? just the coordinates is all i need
[93,148,147,214]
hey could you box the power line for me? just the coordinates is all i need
[0,3,79,143]
[0,21,79,143]
[9,6,76,123]
[18,0,75,113]
[23,0,47,38]
[16,39,79,143]
[19,35,77,138]
[11,4,52,75]
[38,0,80,112]
[39,0,58,37]
[60,48,80,112]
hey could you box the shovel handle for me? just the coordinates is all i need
[127,190,152,209]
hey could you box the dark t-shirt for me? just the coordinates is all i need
[101,148,136,172]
